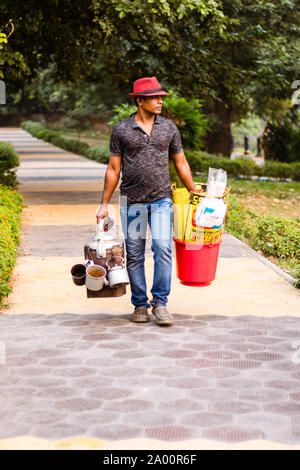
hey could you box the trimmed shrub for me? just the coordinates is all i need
[290,162,300,182]
[0,141,20,188]
[21,121,300,181]
[185,150,299,180]
[185,152,252,178]
[35,128,60,142]
[187,150,223,161]
[264,161,293,179]
[21,122,62,143]
[0,141,19,171]
[21,120,44,136]
[85,146,110,164]
[184,151,209,174]
[50,135,89,155]
[233,157,259,177]
[22,120,90,156]
[0,170,18,188]
[210,158,243,177]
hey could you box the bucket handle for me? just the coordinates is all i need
[171,182,203,191]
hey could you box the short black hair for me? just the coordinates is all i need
[134,96,146,108]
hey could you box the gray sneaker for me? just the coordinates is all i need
[152,306,174,326]
[130,306,150,323]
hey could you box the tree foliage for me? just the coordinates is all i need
[1,1,299,155]
[263,114,300,163]
[0,1,225,86]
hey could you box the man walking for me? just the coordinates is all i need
[97,76,195,326]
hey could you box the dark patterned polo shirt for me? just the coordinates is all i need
[109,113,183,204]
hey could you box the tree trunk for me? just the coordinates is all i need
[204,89,234,157]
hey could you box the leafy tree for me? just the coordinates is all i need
[262,112,300,163]
[0,11,29,81]
[163,91,208,149]
[0,1,99,86]
[1,1,299,158]
[108,103,136,128]
[0,62,125,127]
[0,1,225,86]
[90,0,300,156]
[202,0,300,155]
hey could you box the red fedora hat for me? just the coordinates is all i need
[129,76,168,96]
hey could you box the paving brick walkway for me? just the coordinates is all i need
[1,312,300,446]
[0,128,299,450]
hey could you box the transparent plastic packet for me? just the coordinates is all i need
[206,167,227,197]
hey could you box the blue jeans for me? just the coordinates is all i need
[120,197,173,309]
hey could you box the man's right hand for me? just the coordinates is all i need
[96,155,121,224]
[96,204,108,224]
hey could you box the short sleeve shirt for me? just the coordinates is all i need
[110,113,183,204]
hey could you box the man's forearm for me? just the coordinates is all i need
[101,166,120,205]
[175,161,196,192]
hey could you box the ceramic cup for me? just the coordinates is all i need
[71,264,86,286]
[85,264,108,291]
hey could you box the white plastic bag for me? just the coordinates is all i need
[196,197,227,229]
[206,167,227,197]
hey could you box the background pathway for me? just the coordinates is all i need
[0,127,299,450]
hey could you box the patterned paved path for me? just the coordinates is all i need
[0,128,299,450]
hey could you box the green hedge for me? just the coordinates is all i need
[85,145,110,164]
[185,150,300,181]
[186,151,261,177]
[21,121,89,156]
[291,162,300,181]
[51,135,89,156]
[0,141,20,188]
[21,120,300,181]
[21,120,106,161]
[35,128,60,142]
[21,121,44,135]
[0,185,24,306]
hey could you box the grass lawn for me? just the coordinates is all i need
[194,175,300,218]
[228,179,300,219]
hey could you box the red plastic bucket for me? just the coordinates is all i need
[174,237,221,286]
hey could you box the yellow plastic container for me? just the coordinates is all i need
[171,182,230,243]
[171,182,203,240]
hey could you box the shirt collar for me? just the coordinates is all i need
[129,113,161,129]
